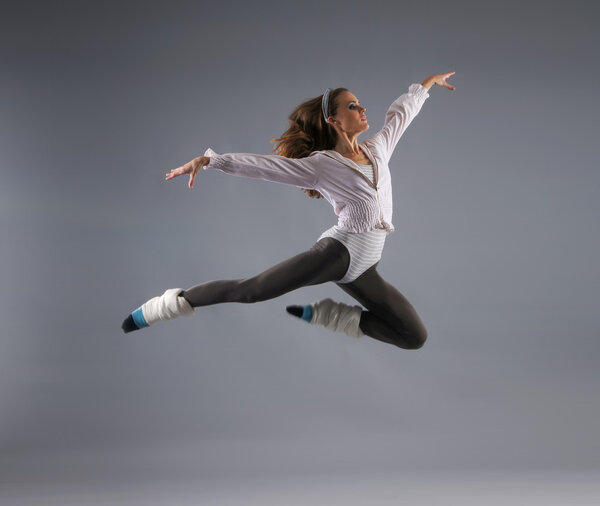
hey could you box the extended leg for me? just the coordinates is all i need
[122,238,351,333]
[336,263,428,350]
[181,237,350,307]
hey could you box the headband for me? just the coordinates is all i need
[321,88,332,123]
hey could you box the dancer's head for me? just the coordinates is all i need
[323,90,369,138]
[271,87,368,199]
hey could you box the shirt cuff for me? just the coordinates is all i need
[408,83,430,101]
[203,148,225,170]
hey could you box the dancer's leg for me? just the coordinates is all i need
[122,238,350,333]
[181,237,350,306]
[336,263,428,350]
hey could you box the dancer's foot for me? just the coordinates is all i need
[122,314,138,333]
[286,304,313,322]
[122,288,194,333]
[286,298,364,338]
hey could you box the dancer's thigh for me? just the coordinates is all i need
[336,263,427,339]
[241,237,350,301]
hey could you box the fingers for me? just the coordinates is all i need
[164,157,204,186]
[165,161,191,181]
[165,167,182,180]
[441,71,456,91]
[188,163,200,188]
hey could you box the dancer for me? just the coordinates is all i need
[122,72,456,349]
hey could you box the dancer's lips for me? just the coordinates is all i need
[361,117,367,121]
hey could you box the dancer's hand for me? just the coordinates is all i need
[422,72,456,91]
[165,156,210,189]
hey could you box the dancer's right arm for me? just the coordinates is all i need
[165,149,320,190]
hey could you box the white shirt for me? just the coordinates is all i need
[204,83,430,234]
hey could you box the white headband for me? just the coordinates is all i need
[321,88,332,123]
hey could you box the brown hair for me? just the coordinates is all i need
[270,88,347,199]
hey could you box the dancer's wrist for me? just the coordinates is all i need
[421,78,434,90]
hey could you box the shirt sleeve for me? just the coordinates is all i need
[366,83,430,163]
[202,148,319,189]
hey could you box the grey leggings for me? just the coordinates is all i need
[181,238,427,349]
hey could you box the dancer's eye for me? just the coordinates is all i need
[349,104,356,110]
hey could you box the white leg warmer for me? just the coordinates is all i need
[310,298,364,338]
[141,288,194,326]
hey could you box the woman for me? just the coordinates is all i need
[122,72,456,349]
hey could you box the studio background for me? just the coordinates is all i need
[1,0,598,504]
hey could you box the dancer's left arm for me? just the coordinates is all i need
[166,149,320,190]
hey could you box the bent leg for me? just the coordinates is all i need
[336,263,428,349]
[182,238,350,307]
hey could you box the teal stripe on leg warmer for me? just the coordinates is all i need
[301,305,313,322]
[131,307,149,328]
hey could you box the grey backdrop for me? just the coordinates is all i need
[2,0,599,504]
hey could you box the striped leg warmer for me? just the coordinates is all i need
[126,288,194,332]
[287,298,364,339]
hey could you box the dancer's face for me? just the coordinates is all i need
[330,91,369,135]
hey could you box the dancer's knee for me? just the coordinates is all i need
[381,316,427,349]
[383,301,428,350]
[402,325,428,350]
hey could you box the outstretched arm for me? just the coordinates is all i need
[367,72,455,163]
[366,84,430,163]
[165,148,320,190]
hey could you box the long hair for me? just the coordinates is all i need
[270,88,347,199]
